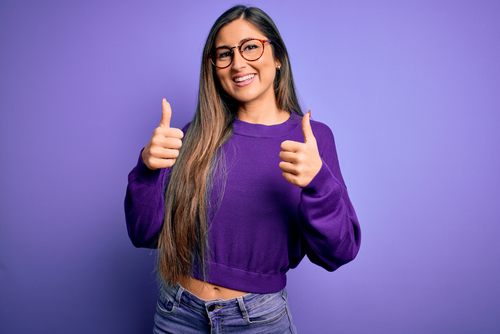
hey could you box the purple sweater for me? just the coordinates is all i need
[125,113,361,293]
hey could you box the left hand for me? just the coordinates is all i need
[279,111,322,187]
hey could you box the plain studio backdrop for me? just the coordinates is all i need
[1,1,499,333]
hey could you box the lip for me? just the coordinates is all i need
[232,73,256,87]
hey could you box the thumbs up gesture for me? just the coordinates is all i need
[279,111,322,187]
[141,99,184,170]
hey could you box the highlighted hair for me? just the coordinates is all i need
[157,5,303,286]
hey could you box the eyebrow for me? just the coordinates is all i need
[215,37,256,49]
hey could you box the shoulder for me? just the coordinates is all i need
[288,112,335,147]
[310,119,334,139]
[309,118,335,151]
[290,111,334,139]
[308,117,338,158]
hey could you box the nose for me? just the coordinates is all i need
[231,49,247,71]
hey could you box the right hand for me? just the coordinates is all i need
[141,98,184,170]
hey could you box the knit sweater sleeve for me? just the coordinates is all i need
[124,152,168,248]
[298,123,361,271]
[125,123,191,248]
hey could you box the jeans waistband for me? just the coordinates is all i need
[161,283,287,316]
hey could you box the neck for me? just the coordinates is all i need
[237,101,289,125]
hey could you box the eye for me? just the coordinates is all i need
[242,43,259,51]
[216,48,232,59]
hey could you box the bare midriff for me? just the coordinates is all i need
[178,276,248,300]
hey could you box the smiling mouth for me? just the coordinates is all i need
[234,74,255,83]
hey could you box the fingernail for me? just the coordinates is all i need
[308,110,311,118]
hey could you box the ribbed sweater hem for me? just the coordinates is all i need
[193,261,287,294]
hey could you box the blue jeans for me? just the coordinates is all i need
[153,284,297,333]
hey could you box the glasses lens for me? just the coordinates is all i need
[240,40,264,61]
[214,47,232,68]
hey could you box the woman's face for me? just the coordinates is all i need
[214,19,280,107]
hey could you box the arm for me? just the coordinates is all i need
[124,99,184,248]
[298,124,361,271]
[125,152,169,248]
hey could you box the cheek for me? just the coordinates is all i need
[261,56,278,82]
[262,64,277,83]
[216,70,231,90]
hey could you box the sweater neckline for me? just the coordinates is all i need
[232,112,302,138]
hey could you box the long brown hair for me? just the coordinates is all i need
[157,5,303,286]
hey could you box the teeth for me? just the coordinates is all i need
[234,74,255,82]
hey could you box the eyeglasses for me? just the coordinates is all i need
[208,38,272,69]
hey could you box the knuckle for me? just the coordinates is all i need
[173,138,183,148]
[150,147,159,156]
[165,139,179,149]
[167,128,183,138]
[165,149,179,159]
[152,128,162,136]
[151,136,161,146]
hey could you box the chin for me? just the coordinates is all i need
[225,90,255,103]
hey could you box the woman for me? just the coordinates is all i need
[125,5,361,333]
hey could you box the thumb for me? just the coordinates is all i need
[159,98,171,128]
[302,110,315,143]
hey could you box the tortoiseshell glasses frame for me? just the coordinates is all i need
[208,38,272,69]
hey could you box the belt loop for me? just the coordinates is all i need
[236,296,248,319]
[175,284,184,303]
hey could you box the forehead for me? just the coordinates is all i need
[215,19,267,47]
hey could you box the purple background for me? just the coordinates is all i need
[1,0,499,333]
